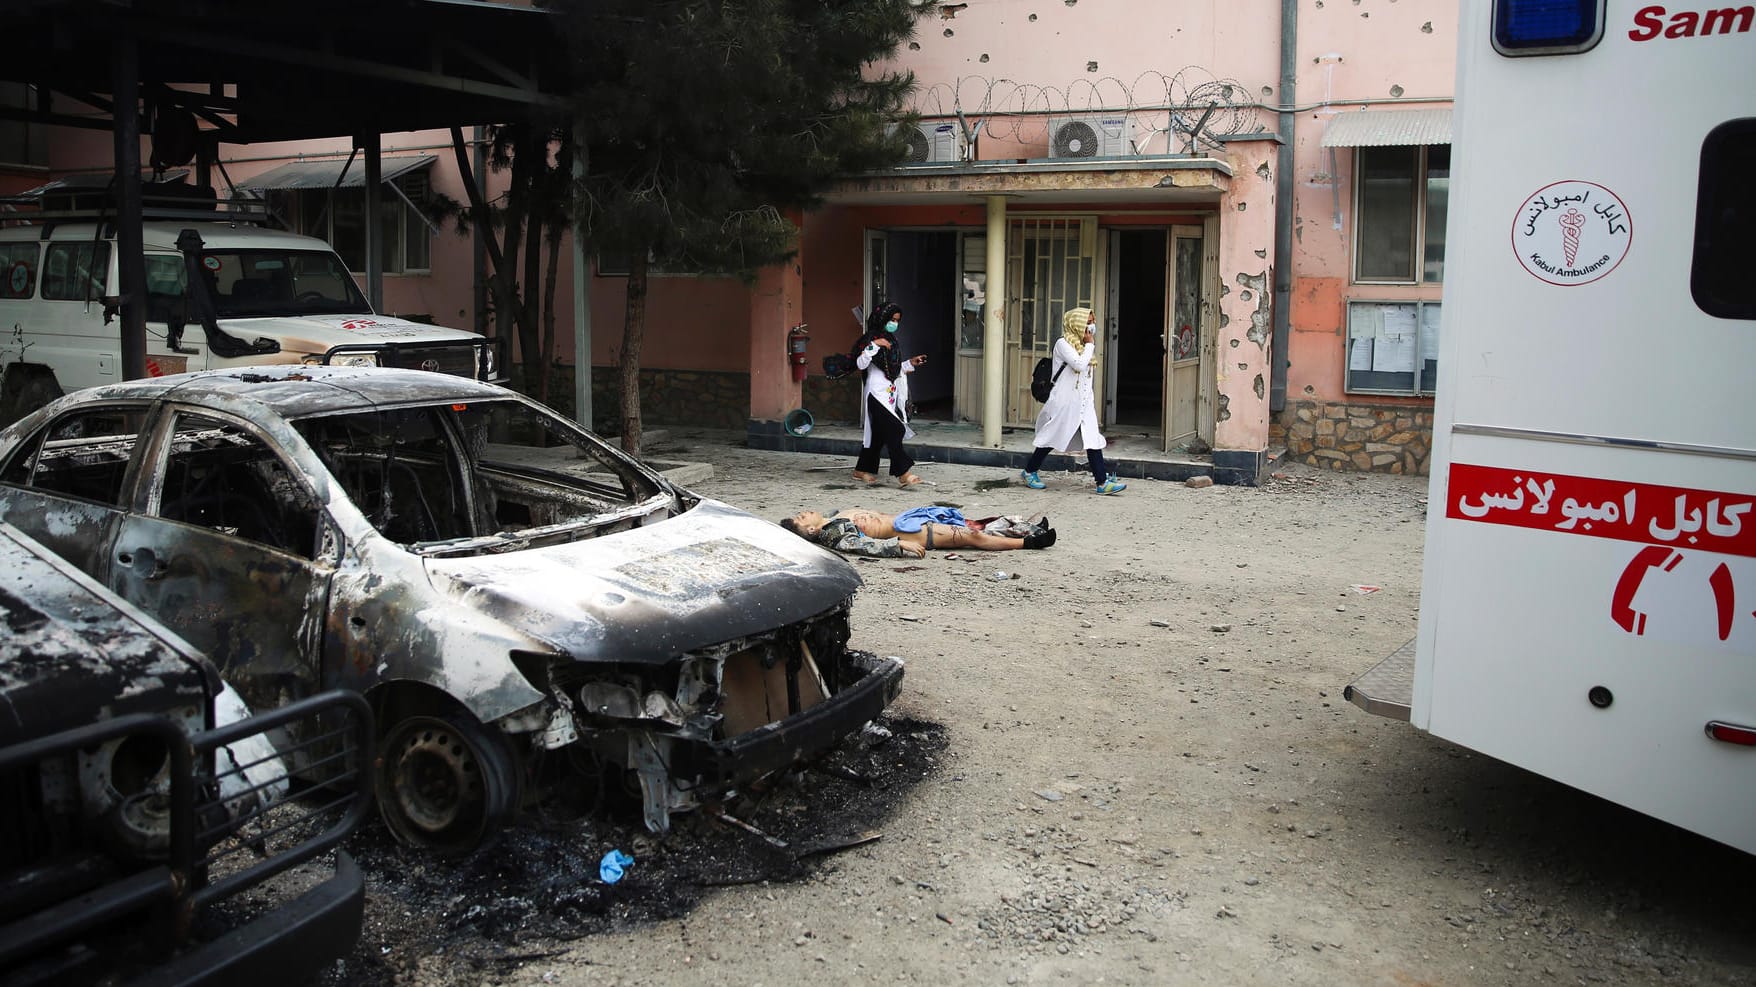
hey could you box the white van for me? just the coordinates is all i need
[1345,0,1754,855]
[0,203,500,423]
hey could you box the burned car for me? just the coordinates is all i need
[0,365,903,854]
[0,520,371,985]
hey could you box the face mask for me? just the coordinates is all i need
[884,320,899,334]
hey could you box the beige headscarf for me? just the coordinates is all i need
[1062,307,1094,351]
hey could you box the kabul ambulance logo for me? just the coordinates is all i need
[1512,180,1632,286]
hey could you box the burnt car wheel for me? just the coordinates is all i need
[375,712,517,855]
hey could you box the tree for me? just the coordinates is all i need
[442,123,572,404]
[551,0,935,454]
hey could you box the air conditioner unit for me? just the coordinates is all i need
[1047,115,1134,159]
[897,121,967,164]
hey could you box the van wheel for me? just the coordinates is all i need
[375,712,518,856]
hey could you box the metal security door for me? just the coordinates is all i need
[1004,217,1096,425]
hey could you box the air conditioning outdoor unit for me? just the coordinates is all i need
[1047,115,1134,159]
[898,121,967,163]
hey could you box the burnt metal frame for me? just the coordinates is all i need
[0,690,373,971]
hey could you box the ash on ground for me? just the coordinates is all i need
[323,714,947,986]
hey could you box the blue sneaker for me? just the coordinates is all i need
[1094,477,1127,495]
[1020,470,1046,489]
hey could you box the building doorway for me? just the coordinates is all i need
[865,229,959,421]
[1105,229,1168,430]
[1102,223,1212,450]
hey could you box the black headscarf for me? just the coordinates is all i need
[852,302,905,380]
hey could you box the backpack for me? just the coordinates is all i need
[1030,357,1066,402]
[821,352,857,380]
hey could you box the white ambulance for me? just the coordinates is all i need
[1346,0,1755,854]
[0,193,501,424]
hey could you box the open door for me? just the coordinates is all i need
[1103,228,1172,431]
[1164,224,1206,448]
[1004,217,1097,425]
[954,232,988,422]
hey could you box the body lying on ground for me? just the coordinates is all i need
[781,506,1056,558]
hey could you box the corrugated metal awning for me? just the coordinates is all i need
[1321,109,1452,148]
[16,170,188,197]
[237,155,436,191]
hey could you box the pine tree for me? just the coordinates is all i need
[550,0,935,454]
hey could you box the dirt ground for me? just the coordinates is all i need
[326,428,1756,987]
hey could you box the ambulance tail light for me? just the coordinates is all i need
[1704,721,1756,747]
[1492,0,1605,56]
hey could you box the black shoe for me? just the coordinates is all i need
[1023,528,1057,550]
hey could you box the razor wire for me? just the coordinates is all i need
[908,68,1269,155]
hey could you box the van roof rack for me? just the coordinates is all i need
[0,179,275,227]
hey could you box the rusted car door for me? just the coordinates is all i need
[110,409,333,705]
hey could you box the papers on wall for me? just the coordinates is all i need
[1348,335,1374,372]
[1373,305,1417,373]
[1348,305,1378,371]
[1348,300,1440,390]
[1419,303,1443,362]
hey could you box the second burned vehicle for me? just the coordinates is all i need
[0,366,904,854]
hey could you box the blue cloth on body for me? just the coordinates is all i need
[891,506,967,533]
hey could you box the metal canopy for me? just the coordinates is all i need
[0,0,575,386]
[1320,108,1453,148]
[238,156,437,191]
[0,0,571,144]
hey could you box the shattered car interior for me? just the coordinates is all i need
[0,521,371,986]
[0,366,905,856]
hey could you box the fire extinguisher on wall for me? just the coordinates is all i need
[787,323,810,382]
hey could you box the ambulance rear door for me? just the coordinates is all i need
[1414,0,1756,854]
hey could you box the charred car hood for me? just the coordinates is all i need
[421,500,862,665]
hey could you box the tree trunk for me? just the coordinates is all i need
[499,137,530,380]
[521,146,545,399]
[448,127,519,367]
[618,254,648,456]
[539,219,561,407]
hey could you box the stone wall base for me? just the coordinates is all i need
[1280,399,1433,475]
[530,364,750,432]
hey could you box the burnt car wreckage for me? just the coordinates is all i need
[0,520,371,985]
[0,365,905,854]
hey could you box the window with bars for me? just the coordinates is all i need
[1008,217,1095,352]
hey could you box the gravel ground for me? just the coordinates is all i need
[322,428,1756,987]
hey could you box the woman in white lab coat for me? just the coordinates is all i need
[1019,306,1126,494]
[850,302,926,487]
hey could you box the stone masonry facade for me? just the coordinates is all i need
[1280,400,1433,475]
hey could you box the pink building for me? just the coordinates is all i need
[1,0,1456,483]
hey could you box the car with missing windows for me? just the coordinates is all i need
[0,519,371,985]
[0,364,904,854]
